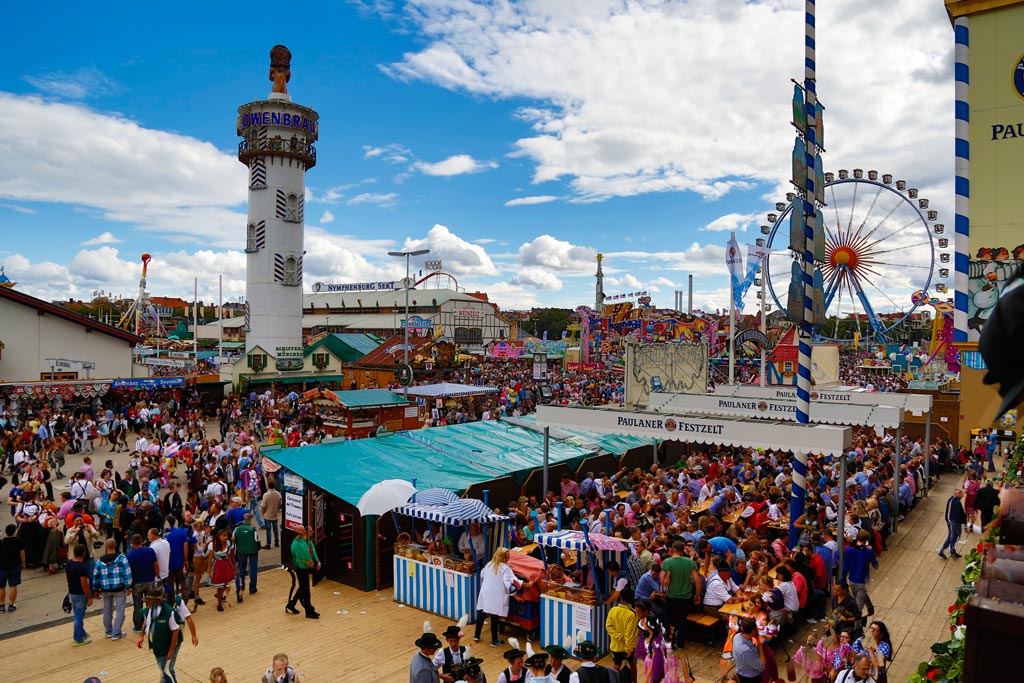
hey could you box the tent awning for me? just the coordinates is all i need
[535,405,851,457]
[406,382,500,398]
[246,374,347,385]
[264,420,597,508]
[394,499,506,525]
[534,530,627,552]
[712,384,933,416]
[646,392,904,430]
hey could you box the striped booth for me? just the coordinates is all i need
[535,530,628,657]
[392,496,508,621]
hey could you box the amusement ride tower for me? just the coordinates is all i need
[237,45,318,369]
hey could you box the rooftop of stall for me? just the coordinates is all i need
[262,420,601,590]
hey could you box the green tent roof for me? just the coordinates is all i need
[264,420,595,508]
[304,333,384,362]
[501,414,652,455]
[331,388,410,408]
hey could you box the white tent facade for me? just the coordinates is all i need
[535,405,852,457]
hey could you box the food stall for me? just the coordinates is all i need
[505,550,546,639]
[534,529,629,657]
[392,492,508,620]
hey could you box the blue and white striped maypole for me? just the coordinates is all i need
[789,0,817,547]
[953,16,970,345]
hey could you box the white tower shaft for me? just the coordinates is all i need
[237,90,318,369]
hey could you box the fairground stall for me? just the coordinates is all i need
[534,529,631,656]
[297,387,418,438]
[392,494,508,620]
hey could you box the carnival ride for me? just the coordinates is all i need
[910,290,960,375]
[117,253,167,337]
[762,170,947,343]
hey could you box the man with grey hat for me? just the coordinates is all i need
[411,631,443,683]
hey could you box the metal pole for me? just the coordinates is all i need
[838,453,847,579]
[652,438,658,467]
[193,277,198,360]
[924,412,932,498]
[404,254,410,399]
[760,268,767,387]
[543,426,550,500]
[218,274,223,360]
[789,0,818,548]
[892,426,901,532]
[729,235,735,385]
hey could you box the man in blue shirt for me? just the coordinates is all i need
[126,533,159,633]
[164,524,191,603]
[842,533,879,624]
[697,536,737,574]
[634,564,663,601]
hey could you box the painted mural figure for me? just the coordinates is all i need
[967,245,1023,332]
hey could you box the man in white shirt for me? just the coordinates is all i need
[135,434,150,453]
[703,559,741,616]
[148,528,171,582]
[457,524,487,564]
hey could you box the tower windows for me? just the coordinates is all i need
[283,256,299,285]
[275,252,302,286]
[285,193,301,222]
[246,223,258,252]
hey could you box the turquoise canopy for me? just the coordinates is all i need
[263,420,596,508]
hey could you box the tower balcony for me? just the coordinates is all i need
[238,136,316,169]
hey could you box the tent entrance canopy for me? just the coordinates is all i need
[647,391,904,430]
[535,405,851,457]
[395,498,507,526]
[406,382,500,399]
[712,384,932,416]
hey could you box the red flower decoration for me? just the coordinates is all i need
[926,669,938,680]
[948,604,957,613]
[977,542,984,552]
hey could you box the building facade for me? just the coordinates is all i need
[946,0,1024,441]
[0,287,142,382]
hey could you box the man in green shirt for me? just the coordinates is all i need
[233,513,260,602]
[660,541,703,649]
[286,526,320,619]
[136,587,180,683]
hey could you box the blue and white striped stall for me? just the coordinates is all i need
[393,553,479,621]
[541,593,610,656]
[392,496,508,620]
[535,530,627,657]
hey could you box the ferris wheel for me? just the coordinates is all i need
[761,169,949,342]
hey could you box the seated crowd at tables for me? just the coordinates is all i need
[479,427,935,683]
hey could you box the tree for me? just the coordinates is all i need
[524,308,572,340]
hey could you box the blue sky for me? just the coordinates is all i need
[2,0,953,316]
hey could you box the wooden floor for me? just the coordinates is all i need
[0,475,961,682]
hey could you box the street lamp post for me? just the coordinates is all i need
[388,248,430,398]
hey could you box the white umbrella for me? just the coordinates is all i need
[357,479,418,516]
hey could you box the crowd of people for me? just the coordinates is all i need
[0,374,993,683]
[403,425,955,683]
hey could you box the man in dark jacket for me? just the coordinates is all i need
[974,480,1000,531]
[939,489,967,560]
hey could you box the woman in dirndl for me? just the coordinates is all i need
[208,528,235,611]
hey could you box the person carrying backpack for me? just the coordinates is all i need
[136,586,181,683]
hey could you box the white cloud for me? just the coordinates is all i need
[320,210,335,225]
[23,66,122,99]
[348,192,399,206]
[513,266,564,290]
[0,93,247,247]
[0,203,36,215]
[81,231,123,246]
[362,143,412,164]
[413,154,498,176]
[469,281,541,309]
[518,235,596,271]
[402,224,499,276]
[607,274,643,290]
[384,1,953,206]
[650,277,677,288]
[702,211,761,233]
[472,238,499,245]
[504,195,559,207]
